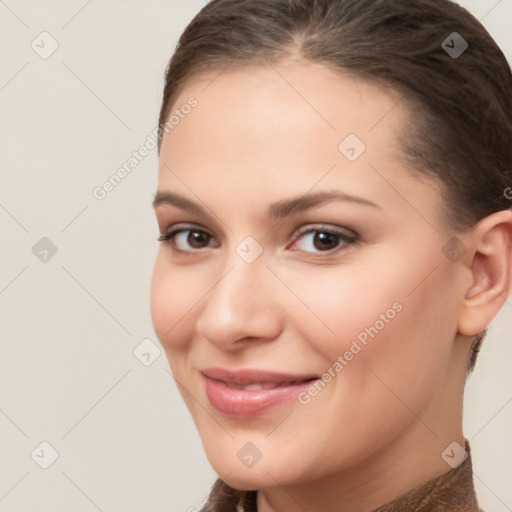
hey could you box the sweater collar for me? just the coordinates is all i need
[372,438,481,512]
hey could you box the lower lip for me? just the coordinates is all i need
[202,374,318,419]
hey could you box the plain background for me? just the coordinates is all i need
[0,1,511,510]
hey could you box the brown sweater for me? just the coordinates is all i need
[237,439,483,512]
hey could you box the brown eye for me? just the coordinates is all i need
[186,230,212,248]
[157,227,219,253]
[312,232,340,251]
[290,226,358,254]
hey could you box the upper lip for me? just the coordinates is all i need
[201,367,319,386]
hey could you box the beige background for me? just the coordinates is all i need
[1,1,511,510]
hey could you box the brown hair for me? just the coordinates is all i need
[157,1,512,509]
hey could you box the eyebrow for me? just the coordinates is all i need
[152,190,381,218]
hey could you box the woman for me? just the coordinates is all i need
[150,0,512,510]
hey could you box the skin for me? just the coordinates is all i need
[150,59,512,512]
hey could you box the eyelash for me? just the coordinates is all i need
[157,224,359,257]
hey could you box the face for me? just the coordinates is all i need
[151,60,468,489]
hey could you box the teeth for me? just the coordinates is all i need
[229,384,267,390]
[226,381,300,390]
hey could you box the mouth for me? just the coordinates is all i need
[201,366,319,386]
[200,367,320,418]
[221,379,316,390]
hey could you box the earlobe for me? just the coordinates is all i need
[457,210,512,337]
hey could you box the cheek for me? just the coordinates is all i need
[278,255,455,459]
[150,253,205,351]
[286,250,453,377]
[281,262,404,360]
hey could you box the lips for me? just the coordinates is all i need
[201,367,319,418]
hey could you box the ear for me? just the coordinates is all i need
[458,209,512,337]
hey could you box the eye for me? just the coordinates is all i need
[157,225,219,254]
[289,225,359,255]
[157,223,359,256]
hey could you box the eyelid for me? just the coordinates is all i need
[292,223,357,239]
[159,222,215,239]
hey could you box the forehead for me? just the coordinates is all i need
[157,61,441,226]
[164,60,406,151]
[161,62,404,170]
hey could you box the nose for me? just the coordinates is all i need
[195,250,283,350]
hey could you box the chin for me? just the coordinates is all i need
[220,470,282,491]
[205,447,308,491]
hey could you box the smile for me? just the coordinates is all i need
[200,368,319,418]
